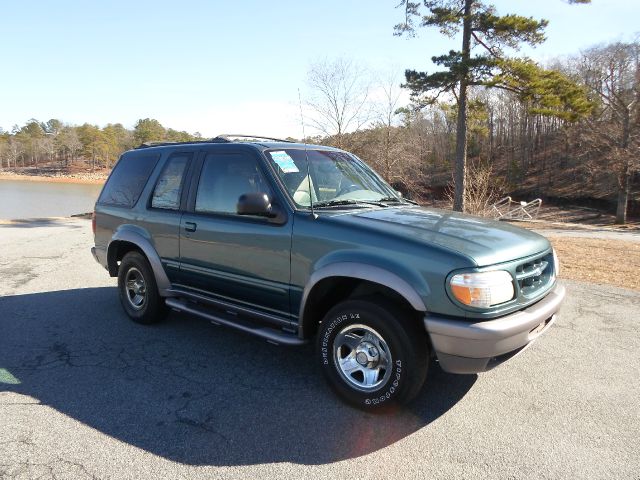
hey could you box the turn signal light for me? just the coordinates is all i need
[450,271,514,308]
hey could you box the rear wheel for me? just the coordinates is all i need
[117,251,168,324]
[317,299,429,410]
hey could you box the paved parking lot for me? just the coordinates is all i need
[1,218,639,479]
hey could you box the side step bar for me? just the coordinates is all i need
[166,287,293,328]
[165,298,306,346]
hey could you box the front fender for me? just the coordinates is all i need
[108,225,173,296]
[298,256,430,338]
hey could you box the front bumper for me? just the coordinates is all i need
[424,283,565,374]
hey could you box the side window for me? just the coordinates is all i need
[98,153,159,207]
[151,154,191,210]
[195,153,272,215]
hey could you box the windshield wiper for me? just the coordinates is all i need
[313,199,389,208]
[378,196,418,205]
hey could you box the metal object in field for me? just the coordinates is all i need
[491,196,542,221]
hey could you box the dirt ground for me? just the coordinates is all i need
[0,165,109,184]
[508,219,640,292]
[546,236,639,292]
[429,197,640,230]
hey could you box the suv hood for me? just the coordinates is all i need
[335,206,550,267]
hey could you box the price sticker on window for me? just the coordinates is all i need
[271,151,299,173]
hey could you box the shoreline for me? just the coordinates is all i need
[0,172,106,185]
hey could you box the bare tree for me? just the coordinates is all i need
[579,41,639,224]
[59,127,82,165]
[5,137,24,169]
[306,58,372,147]
[41,135,56,163]
[446,160,505,216]
[372,70,405,182]
[0,136,6,169]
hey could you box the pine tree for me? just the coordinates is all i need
[395,0,592,212]
[133,118,166,145]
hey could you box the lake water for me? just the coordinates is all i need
[0,179,104,220]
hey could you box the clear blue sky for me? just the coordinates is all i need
[0,0,637,138]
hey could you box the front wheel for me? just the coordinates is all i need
[317,299,429,410]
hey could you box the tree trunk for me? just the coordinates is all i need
[453,0,472,213]
[488,108,494,164]
[615,169,629,224]
[385,124,392,181]
[616,108,631,224]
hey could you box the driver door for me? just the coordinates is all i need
[177,149,293,318]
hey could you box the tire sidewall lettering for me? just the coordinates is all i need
[363,359,402,406]
[321,310,404,406]
[321,311,357,365]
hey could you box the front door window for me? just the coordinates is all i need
[195,153,272,215]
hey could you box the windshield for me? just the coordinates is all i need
[264,149,401,208]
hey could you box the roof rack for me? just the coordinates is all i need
[212,134,295,143]
[135,140,211,149]
[138,141,178,148]
[135,134,295,150]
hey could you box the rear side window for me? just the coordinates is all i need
[99,153,159,208]
[151,154,191,210]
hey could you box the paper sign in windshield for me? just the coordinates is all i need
[271,151,299,173]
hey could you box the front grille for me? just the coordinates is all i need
[514,252,554,299]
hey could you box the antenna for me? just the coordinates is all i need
[298,88,317,219]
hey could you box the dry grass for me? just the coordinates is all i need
[548,236,640,292]
[515,219,640,231]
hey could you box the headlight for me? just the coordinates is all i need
[450,270,515,308]
[552,248,560,278]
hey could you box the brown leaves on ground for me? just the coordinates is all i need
[548,236,640,292]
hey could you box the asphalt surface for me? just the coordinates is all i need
[1,218,639,479]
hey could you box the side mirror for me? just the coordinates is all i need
[237,192,274,217]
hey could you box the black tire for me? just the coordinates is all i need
[316,298,429,410]
[117,251,168,324]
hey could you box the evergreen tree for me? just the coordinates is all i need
[395,0,592,212]
[133,118,166,145]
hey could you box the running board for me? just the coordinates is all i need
[165,298,306,346]
[166,287,293,328]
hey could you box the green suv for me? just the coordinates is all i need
[91,135,564,410]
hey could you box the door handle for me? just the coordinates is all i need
[184,222,197,233]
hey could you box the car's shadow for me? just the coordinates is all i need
[0,287,476,466]
[0,218,85,229]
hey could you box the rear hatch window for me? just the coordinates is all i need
[98,152,160,207]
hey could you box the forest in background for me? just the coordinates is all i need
[0,39,638,219]
[0,118,200,173]
[316,40,640,218]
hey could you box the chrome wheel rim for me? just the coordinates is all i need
[125,267,147,310]
[333,324,392,392]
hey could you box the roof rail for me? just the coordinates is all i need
[134,134,295,150]
[134,139,211,149]
[137,141,178,148]
[213,134,295,143]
